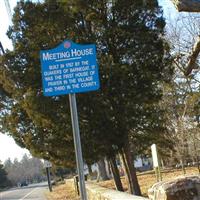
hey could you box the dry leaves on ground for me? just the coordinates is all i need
[98,167,200,197]
[46,167,199,199]
[46,180,80,200]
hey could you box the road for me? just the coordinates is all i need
[0,182,48,200]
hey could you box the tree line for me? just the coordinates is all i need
[0,154,44,187]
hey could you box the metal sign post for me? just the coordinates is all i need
[46,167,52,192]
[69,93,87,200]
[40,40,100,200]
[44,160,52,192]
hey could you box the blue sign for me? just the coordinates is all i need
[40,40,100,96]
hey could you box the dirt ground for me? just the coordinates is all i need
[46,167,199,200]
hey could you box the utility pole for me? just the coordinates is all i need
[46,167,52,192]
[0,42,5,55]
[1,0,12,54]
[4,0,12,24]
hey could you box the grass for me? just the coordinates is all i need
[46,167,199,199]
[98,167,200,197]
[46,180,80,200]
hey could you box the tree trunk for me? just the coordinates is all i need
[171,0,200,12]
[180,159,186,175]
[97,159,109,181]
[88,164,93,175]
[197,159,200,175]
[121,145,141,196]
[120,151,132,193]
[192,137,200,175]
[105,158,112,178]
[161,158,165,169]
[109,156,124,192]
[184,36,200,76]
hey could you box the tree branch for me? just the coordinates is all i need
[184,36,200,76]
[171,0,200,12]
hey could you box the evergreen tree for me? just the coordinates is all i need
[0,162,11,188]
[0,0,173,195]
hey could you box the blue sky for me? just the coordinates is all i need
[0,0,180,162]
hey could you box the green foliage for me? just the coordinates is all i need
[52,166,75,181]
[0,163,11,188]
[0,0,173,167]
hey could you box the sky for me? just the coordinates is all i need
[0,0,179,163]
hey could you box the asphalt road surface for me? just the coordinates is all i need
[0,182,48,200]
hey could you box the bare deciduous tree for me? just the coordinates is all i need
[171,0,200,12]
[170,0,200,76]
[162,13,200,172]
[167,14,200,80]
[185,36,200,76]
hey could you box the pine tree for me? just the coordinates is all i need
[0,163,10,188]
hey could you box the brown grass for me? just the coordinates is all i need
[45,167,199,199]
[46,180,80,200]
[98,167,200,197]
